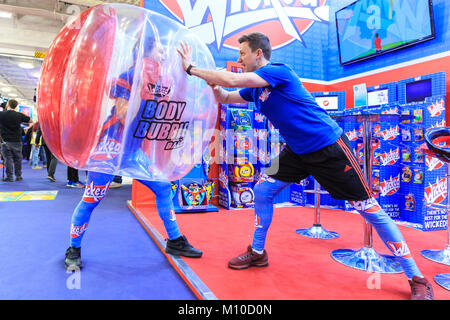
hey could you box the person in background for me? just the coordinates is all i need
[109,175,122,188]
[39,142,47,168]
[0,99,33,182]
[67,166,84,188]
[30,122,43,169]
[22,124,33,161]
[35,124,58,182]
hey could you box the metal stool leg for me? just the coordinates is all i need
[434,273,450,290]
[296,181,339,239]
[331,117,403,274]
[421,244,450,266]
[331,221,403,273]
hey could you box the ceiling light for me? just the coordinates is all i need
[18,62,35,69]
[0,11,13,19]
[31,72,41,78]
[1,87,11,92]
[8,93,18,97]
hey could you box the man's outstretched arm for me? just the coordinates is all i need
[177,41,268,102]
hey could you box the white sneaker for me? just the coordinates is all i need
[109,181,122,189]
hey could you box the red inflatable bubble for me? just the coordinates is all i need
[38,5,116,167]
[37,4,217,181]
[37,7,94,165]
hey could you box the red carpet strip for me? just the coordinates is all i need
[129,203,450,300]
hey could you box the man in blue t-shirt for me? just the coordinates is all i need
[177,33,433,300]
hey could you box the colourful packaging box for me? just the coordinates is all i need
[399,160,448,230]
[377,165,401,219]
[424,96,446,127]
[230,182,255,208]
[230,108,253,131]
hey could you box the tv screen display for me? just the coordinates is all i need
[336,0,435,65]
[315,95,339,111]
[367,88,389,106]
[406,79,432,103]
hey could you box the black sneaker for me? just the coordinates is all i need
[165,235,202,258]
[16,177,23,181]
[47,175,56,182]
[65,246,82,271]
[2,177,13,182]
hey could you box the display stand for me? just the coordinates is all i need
[296,180,339,239]
[330,114,407,273]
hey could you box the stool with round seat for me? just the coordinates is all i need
[420,127,450,291]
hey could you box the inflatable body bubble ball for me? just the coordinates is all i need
[37,4,217,181]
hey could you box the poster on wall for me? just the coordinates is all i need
[353,83,367,107]
[19,106,33,119]
[145,0,330,78]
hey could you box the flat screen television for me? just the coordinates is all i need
[367,88,389,106]
[335,0,435,65]
[406,78,432,103]
[315,95,339,111]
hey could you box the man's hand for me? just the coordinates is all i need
[115,97,129,125]
[176,41,193,72]
[207,82,219,90]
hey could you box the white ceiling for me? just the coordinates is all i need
[0,0,140,109]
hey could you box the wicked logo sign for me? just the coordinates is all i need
[424,177,447,204]
[380,175,400,196]
[157,0,329,50]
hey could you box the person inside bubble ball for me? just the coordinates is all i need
[64,25,202,271]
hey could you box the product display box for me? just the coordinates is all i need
[324,94,447,230]
[218,104,291,209]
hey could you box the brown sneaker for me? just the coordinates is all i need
[409,276,434,300]
[228,245,268,270]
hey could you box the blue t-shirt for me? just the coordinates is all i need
[239,63,342,155]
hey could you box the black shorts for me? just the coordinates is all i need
[267,134,372,201]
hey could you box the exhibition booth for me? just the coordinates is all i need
[122,0,450,299]
[2,0,447,301]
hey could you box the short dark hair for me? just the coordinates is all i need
[8,99,18,109]
[238,32,272,60]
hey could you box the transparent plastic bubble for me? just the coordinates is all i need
[37,4,217,181]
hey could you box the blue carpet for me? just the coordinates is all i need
[0,160,196,300]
